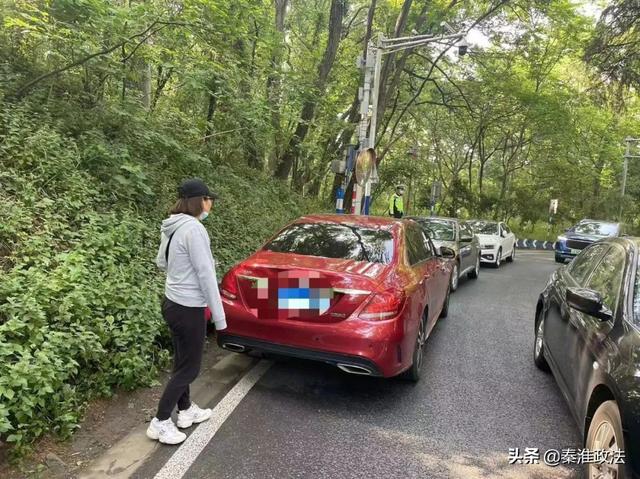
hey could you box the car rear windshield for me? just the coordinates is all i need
[263,222,394,264]
[470,221,498,235]
[571,222,619,237]
[414,219,455,241]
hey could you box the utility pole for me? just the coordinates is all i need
[345,28,467,215]
[620,137,640,220]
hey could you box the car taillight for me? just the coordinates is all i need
[359,289,406,320]
[220,267,240,300]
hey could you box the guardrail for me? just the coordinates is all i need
[516,239,556,250]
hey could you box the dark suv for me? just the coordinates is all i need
[407,216,481,292]
[555,220,623,263]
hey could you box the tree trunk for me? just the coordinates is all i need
[204,79,218,143]
[274,0,346,183]
[235,30,262,169]
[142,62,152,110]
[267,0,289,168]
[374,0,413,133]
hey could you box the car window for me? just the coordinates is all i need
[566,244,609,286]
[426,237,437,257]
[421,230,434,259]
[414,219,455,242]
[264,222,394,264]
[469,221,499,236]
[571,221,619,237]
[460,223,473,240]
[406,224,431,265]
[585,244,626,315]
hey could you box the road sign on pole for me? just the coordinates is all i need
[549,199,558,215]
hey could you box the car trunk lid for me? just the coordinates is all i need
[232,252,390,322]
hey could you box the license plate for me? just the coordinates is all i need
[570,249,581,255]
[278,287,333,314]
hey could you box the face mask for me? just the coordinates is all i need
[199,211,209,221]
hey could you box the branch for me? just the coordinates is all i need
[378,46,452,147]
[13,19,192,98]
[342,5,368,40]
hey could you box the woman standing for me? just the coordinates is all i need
[147,178,227,445]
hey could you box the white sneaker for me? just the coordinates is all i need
[146,418,186,445]
[177,403,212,429]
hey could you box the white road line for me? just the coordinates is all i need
[154,360,273,479]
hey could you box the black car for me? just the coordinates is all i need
[555,219,623,263]
[534,237,640,478]
[406,216,481,292]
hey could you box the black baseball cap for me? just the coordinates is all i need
[178,178,218,199]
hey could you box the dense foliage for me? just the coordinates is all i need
[1,0,640,454]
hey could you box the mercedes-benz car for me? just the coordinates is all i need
[217,215,454,382]
[406,216,481,292]
[467,220,516,268]
[534,237,640,478]
[555,219,623,263]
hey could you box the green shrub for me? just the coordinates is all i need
[0,102,321,456]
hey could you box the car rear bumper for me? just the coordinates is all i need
[219,301,410,377]
[217,334,383,376]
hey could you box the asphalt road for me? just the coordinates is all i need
[137,251,583,479]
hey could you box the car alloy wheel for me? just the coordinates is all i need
[401,310,429,382]
[535,318,543,358]
[440,286,450,318]
[495,248,502,268]
[587,401,625,479]
[415,313,428,372]
[534,310,549,371]
[468,254,480,279]
[451,262,459,291]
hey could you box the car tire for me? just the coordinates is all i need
[586,401,627,479]
[534,308,550,372]
[468,254,480,279]
[439,286,450,318]
[450,261,459,292]
[555,255,564,264]
[494,248,502,268]
[506,246,515,263]
[400,309,428,382]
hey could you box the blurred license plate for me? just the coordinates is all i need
[278,287,332,313]
[570,248,581,255]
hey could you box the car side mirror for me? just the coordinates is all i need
[500,230,507,238]
[437,246,456,259]
[566,287,613,322]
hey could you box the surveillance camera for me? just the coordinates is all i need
[458,39,469,57]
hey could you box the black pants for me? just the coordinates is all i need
[156,297,206,421]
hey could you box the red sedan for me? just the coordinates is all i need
[217,214,454,381]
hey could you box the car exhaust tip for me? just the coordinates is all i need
[336,364,373,376]
[222,343,247,353]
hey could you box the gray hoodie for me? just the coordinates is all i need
[156,214,227,330]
